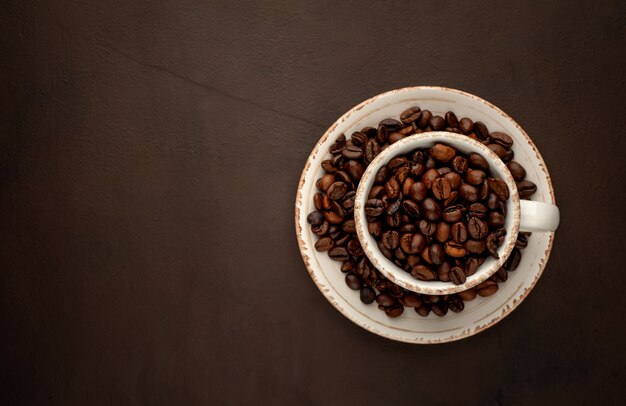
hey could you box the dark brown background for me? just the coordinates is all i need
[1,0,625,404]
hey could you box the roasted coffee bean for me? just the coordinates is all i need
[334,232,350,246]
[347,239,363,256]
[380,118,402,128]
[340,260,355,273]
[479,182,490,201]
[407,254,421,267]
[468,217,489,239]
[465,239,486,254]
[451,222,468,243]
[386,211,401,227]
[517,180,537,197]
[425,157,437,169]
[328,246,349,261]
[401,106,422,123]
[328,225,342,240]
[365,199,384,216]
[365,139,381,163]
[396,166,411,184]
[386,198,402,216]
[468,153,489,171]
[399,223,417,233]
[401,233,427,254]
[388,132,405,144]
[342,191,356,209]
[402,177,415,196]
[345,160,364,181]
[368,220,382,237]
[400,293,422,308]
[437,262,451,282]
[381,230,400,250]
[459,184,479,202]
[351,131,368,147]
[327,182,348,200]
[487,143,507,159]
[417,110,432,129]
[345,273,361,290]
[505,248,522,271]
[385,304,404,318]
[321,160,335,173]
[469,203,488,218]
[318,174,336,192]
[360,286,376,304]
[388,284,404,298]
[502,149,514,163]
[466,169,486,186]
[385,177,400,199]
[459,117,473,134]
[375,166,389,184]
[432,302,448,317]
[445,111,459,128]
[430,143,456,162]
[486,233,499,259]
[495,266,508,282]
[443,171,462,190]
[432,177,452,200]
[418,220,436,237]
[402,200,421,219]
[376,125,388,144]
[490,131,513,148]
[429,115,446,130]
[415,304,432,317]
[409,182,428,202]
[443,190,459,207]
[307,211,324,226]
[314,192,324,211]
[450,266,466,285]
[515,234,529,249]
[429,244,445,265]
[342,145,363,159]
[376,293,396,307]
[477,280,498,297]
[356,257,371,279]
[486,193,499,210]
[335,170,351,184]
[437,167,452,176]
[412,265,436,281]
[452,156,468,173]
[422,168,440,189]
[448,296,465,313]
[458,289,477,301]
[421,198,441,221]
[314,237,334,252]
[435,222,451,243]
[488,178,510,200]
[489,211,505,227]
[465,257,480,276]
[507,161,526,181]
[369,185,384,199]
[377,241,393,259]
[312,220,329,236]
[445,242,466,258]
[441,205,462,223]
[329,141,345,154]
[324,211,343,224]
[474,121,490,140]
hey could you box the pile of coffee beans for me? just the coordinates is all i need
[307,106,536,317]
[366,143,510,285]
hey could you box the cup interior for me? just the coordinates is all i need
[354,132,520,295]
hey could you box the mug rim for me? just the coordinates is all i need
[354,131,520,295]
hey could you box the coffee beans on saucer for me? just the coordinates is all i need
[307,106,536,317]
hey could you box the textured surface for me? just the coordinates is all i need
[1,0,625,404]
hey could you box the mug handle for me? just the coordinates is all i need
[519,200,560,232]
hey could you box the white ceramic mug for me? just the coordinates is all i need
[354,131,559,295]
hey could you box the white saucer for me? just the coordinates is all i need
[295,87,556,343]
